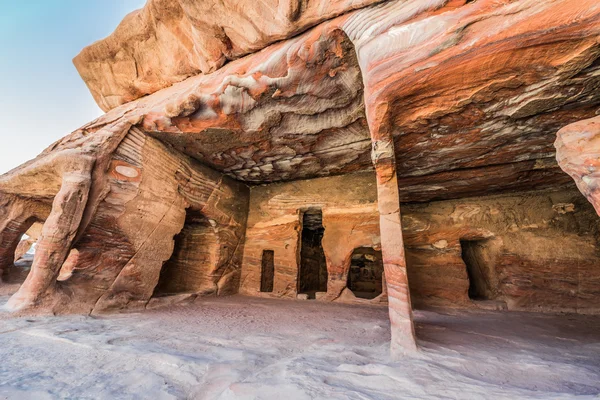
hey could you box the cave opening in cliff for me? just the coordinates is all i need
[347,247,384,299]
[2,218,38,287]
[154,209,219,297]
[260,250,275,293]
[460,239,493,300]
[12,234,35,279]
[298,209,328,299]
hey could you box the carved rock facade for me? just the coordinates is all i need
[2,0,600,354]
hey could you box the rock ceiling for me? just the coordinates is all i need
[1,0,599,344]
[24,0,600,201]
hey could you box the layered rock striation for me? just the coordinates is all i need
[74,0,385,111]
[556,116,600,215]
[71,0,600,198]
[1,0,600,353]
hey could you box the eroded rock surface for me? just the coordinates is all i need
[1,0,600,355]
[74,0,384,111]
[402,189,600,314]
[13,223,42,263]
[73,0,600,197]
[241,172,382,303]
[0,123,248,314]
[556,116,600,215]
[240,173,600,315]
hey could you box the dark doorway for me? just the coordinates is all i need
[260,250,275,293]
[460,239,492,300]
[347,247,384,299]
[154,209,219,297]
[298,209,327,299]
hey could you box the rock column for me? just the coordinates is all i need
[369,104,417,355]
[6,158,93,311]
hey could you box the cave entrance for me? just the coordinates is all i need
[5,234,35,285]
[298,209,327,299]
[460,239,492,300]
[154,209,218,297]
[1,218,38,294]
[347,247,384,299]
[260,250,275,293]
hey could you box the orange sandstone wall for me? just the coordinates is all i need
[241,173,600,314]
[240,171,383,304]
[403,188,600,314]
[39,129,249,314]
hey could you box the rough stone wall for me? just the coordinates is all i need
[68,129,249,313]
[240,171,383,304]
[241,173,600,314]
[0,126,249,314]
[154,212,220,296]
[154,203,248,298]
[402,188,600,314]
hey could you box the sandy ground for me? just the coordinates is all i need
[0,295,599,400]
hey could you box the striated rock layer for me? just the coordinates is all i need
[1,0,600,354]
[0,123,248,314]
[556,116,600,216]
[241,173,600,315]
[74,0,384,111]
[72,0,600,197]
[402,189,600,314]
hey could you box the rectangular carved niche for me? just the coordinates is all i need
[261,250,275,293]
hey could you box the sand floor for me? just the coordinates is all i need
[0,295,599,399]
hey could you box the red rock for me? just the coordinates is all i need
[13,223,42,263]
[74,0,384,111]
[556,116,600,216]
[1,0,600,356]
[71,0,600,196]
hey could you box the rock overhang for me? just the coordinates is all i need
[73,0,388,111]
[4,0,600,204]
[68,0,600,202]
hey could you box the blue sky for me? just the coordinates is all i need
[0,0,146,174]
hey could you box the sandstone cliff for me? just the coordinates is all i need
[1,0,600,354]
